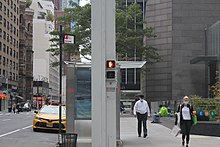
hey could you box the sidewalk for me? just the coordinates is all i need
[120,117,220,147]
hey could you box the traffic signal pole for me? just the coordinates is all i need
[91,0,117,146]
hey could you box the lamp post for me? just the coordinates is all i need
[59,24,63,136]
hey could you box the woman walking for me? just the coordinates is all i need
[175,96,194,147]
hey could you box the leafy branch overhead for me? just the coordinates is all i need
[47,1,160,63]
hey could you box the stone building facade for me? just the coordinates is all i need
[144,0,220,102]
[18,0,34,100]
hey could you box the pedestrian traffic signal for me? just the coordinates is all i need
[106,60,116,69]
[106,60,116,79]
[106,71,115,79]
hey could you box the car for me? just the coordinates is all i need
[19,102,31,112]
[33,105,66,132]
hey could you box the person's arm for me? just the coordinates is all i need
[133,102,137,115]
[146,101,151,117]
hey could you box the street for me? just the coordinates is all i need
[0,111,57,147]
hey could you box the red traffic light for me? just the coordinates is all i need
[106,60,116,68]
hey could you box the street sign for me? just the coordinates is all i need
[64,35,75,44]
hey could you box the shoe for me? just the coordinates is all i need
[182,141,184,146]
[143,134,147,138]
[186,145,188,147]
[138,135,141,137]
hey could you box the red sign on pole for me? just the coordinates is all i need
[64,35,75,44]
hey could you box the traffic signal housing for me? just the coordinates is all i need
[106,60,116,79]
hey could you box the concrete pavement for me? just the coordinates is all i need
[120,116,220,147]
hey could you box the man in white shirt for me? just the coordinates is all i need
[133,95,151,138]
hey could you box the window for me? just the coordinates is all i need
[16,63,18,70]
[28,23,31,31]
[14,15,16,23]
[3,44,6,52]
[13,4,16,12]
[13,62,15,70]
[7,46,9,54]
[10,36,12,44]
[0,55,1,64]
[3,31,6,39]
[11,0,13,9]
[127,69,134,84]
[7,0,10,5]
[10,12,12,21]
[7,9,9,17]
[0,2,2,11]
[10,48,12,56]
[14,27,16,35]
[13,38,16,47]
[4,6,6,15]
[9,72,12,80]
[10,24,12,33]
[16,52,18,59]
[13,50,15,58]
[0,15,2,24]
[7,21,9,30]
[3,18,6,27]
[0,42,2,51]
[13,73,15,81]
[3,70,5,76]
[20,14,23,24]
[16,41,18,48]
[7,33,9,42]
[0,28,2,38]
[3,57,5,66]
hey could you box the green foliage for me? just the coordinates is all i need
[116,2,159,62]
[47,1,160,63]
[191,98,220,121]
[46,11,54,22]
[26,0,32,8]
[210,71,220,99]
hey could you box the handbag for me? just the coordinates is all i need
[193,115,197,125]
[175,112,180,126]
[170,125,181,137]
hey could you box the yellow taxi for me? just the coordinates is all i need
[33,105,66,132]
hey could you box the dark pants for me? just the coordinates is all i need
[136,112,148,136]
[180,120,193,144]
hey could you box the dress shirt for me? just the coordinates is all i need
[133,100,151,116]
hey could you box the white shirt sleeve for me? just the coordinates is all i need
[133,101,137,115]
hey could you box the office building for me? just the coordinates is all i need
[30,0,59,101]
[144,0,220,102]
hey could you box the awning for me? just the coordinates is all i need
[16,95,24,100]
[190,55,220,64]
[0,93,7,99]
[64,61,147,69]
[117,61,146,69]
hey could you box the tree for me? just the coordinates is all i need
[26,0,32,8]
[47,1,160,63]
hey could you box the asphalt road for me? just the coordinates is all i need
[0,111,57,147]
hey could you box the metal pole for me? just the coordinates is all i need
[6,77,8,111]
[59,25,63,135]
